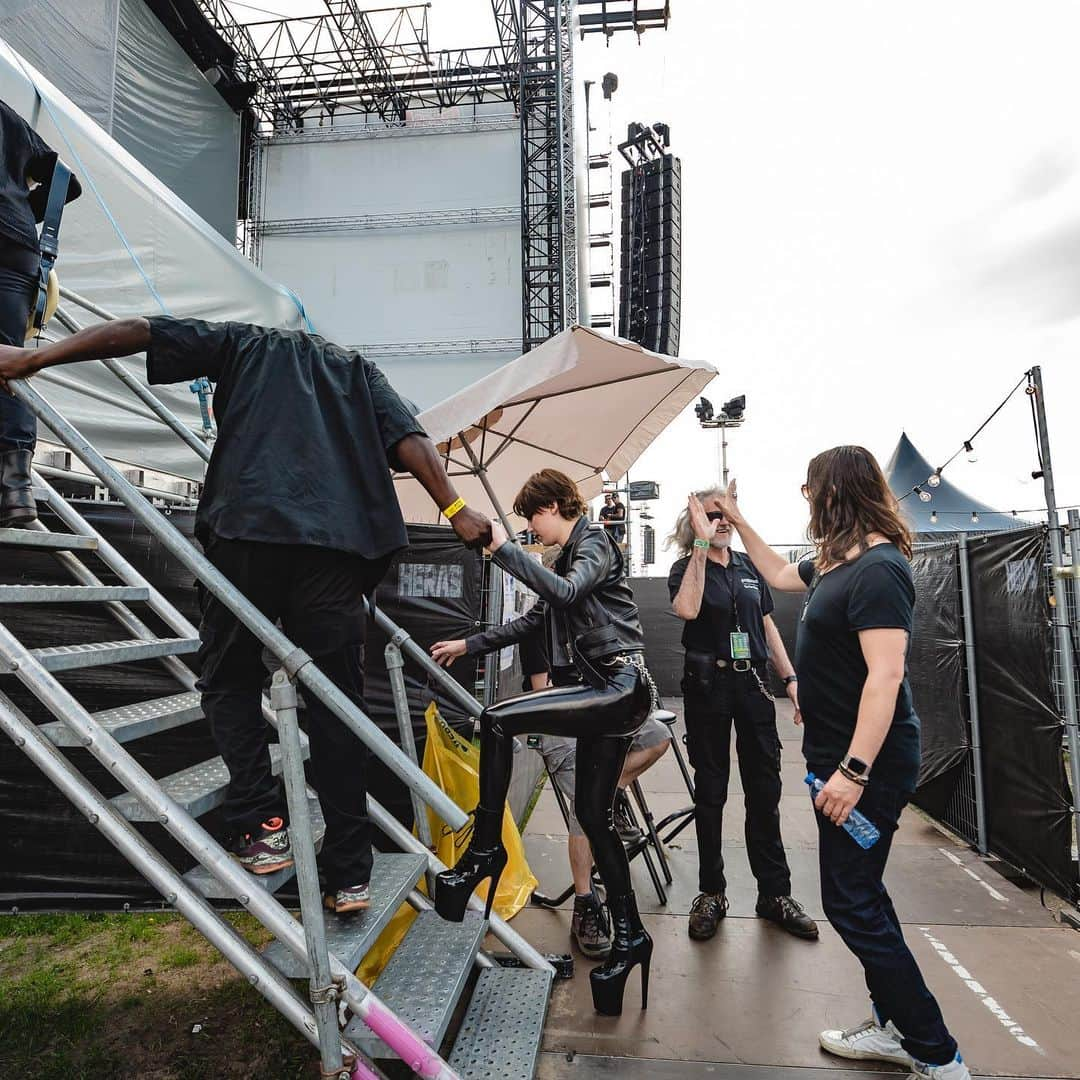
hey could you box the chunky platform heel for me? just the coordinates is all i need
[434,806,507,922]
[589,890,653,1016]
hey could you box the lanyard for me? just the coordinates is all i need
[724,560,743,633]
[800,568,822,622]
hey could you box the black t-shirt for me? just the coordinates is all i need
[146,317,426,558]
[0,98,81,254]
[667,550,775,661]
[795,544,921,790]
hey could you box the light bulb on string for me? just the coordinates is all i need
[915,486,932,503]
[930,510,939,524]
[964,441,978,463]
[971,511,980,525]
[927,471,942,488]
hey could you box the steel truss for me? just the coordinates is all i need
[519,0,577,351]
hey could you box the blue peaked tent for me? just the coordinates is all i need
[885,433,1023,533]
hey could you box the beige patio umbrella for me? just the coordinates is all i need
[394,326,717,531]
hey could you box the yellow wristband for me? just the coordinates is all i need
[442,497,466,520]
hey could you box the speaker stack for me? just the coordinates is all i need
[618,153,681,356]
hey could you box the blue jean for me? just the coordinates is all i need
[0,264,38,451]
[814,775,957,1066]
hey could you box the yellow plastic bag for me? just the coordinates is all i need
[356,701,538,984]
[420,701,538,920]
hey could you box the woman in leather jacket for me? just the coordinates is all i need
[431,469,654,1015]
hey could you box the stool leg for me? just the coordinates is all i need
[630,779,673,886]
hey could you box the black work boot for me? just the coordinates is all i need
[756,894,820,939]
[571,891,612,959]
[688,891,728,940]
[0,450,37,528]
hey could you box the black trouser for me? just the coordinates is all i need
[815,773,957,1066]
[0,243,39,451]
[474,661,651,902]
[683,666,791,897]
[197,535,388,891]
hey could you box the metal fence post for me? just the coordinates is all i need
[385,637,436,894]
[957,534,989,854]
[1031,367,1080,903]
[270,669,348,1080]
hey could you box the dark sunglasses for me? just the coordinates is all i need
[706,510,726,522]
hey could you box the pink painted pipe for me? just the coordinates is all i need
[360,998,460,1079]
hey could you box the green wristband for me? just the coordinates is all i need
[693,538,711,550]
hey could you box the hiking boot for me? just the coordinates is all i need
[571,892,612,959]
[688,891,728,940]
[325,883,371,914]
[909,1055,971,1079]
[820,1013,912,1065]
[756,894,819,939]
[228,817,293,875]
[613,796,643,844]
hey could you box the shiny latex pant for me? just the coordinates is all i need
[475,660,651,902]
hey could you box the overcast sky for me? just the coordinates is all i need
[232,1,1080,553]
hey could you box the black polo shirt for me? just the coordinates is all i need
[146,317,425,559]
[667,550,774,661]
[0,98,81,254]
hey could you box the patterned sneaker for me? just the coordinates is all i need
[325,883,371,914]
[229,817,293,875]
[819,1013,912,1065]
[909,1055,971,1079]
[571,892,612,959]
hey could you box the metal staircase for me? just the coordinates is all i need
[0,297,554,1079]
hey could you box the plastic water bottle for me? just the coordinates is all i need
[805,773,880,849]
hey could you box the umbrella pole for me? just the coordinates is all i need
[459,436,519,544]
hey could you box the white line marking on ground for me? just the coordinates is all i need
[937,847,1008,902]
[918,928,1043,1053]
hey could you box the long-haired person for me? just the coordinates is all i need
[667,489,817,942]
[713,447,968,1080]
[431,469,653,1016]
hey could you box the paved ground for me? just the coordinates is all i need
[515,700,1080,1079]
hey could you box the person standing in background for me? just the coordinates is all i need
[0,96,80,526]
[668,488,818,942]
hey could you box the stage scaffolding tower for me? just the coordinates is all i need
[195,2,671,344]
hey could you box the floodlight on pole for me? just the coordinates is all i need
[695,394,746,488]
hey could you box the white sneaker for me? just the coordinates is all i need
[909,1054,971,1079]
[819,1015,912,1065]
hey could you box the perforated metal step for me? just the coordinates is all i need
[348,910,486,1059]
[0,585,150,604]
[31,637,199,672]
[0,528,96,550]
[183,798,326,898]
[109,742,300,821]
[40,692,203,747]
[262,852,426,978]
[448,968,552,1080]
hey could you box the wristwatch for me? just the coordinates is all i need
[782,675,798,686]
[840,753,870,784]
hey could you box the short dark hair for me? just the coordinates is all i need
[513,469,587,521]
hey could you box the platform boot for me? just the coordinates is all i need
[434,806,507,922]
[0,450,37,528]
[589,890,652,1016]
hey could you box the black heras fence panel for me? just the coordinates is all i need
[908,540,977,838]
[966,526,1074,899]
[0,513,480,909]
[630,576,684,697]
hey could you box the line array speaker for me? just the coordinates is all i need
[618,154,682,356]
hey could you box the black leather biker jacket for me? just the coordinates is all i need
[465,516,646,686]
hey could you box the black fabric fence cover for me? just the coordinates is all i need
[0,509,481,909]
[966,527,1074,898]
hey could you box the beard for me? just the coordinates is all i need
[711,532,732,549]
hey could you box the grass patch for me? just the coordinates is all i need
[0,911,315,1079]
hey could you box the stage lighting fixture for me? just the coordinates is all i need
[721,395,746,422]
[602,72,619,99]
[694,397,715,424]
